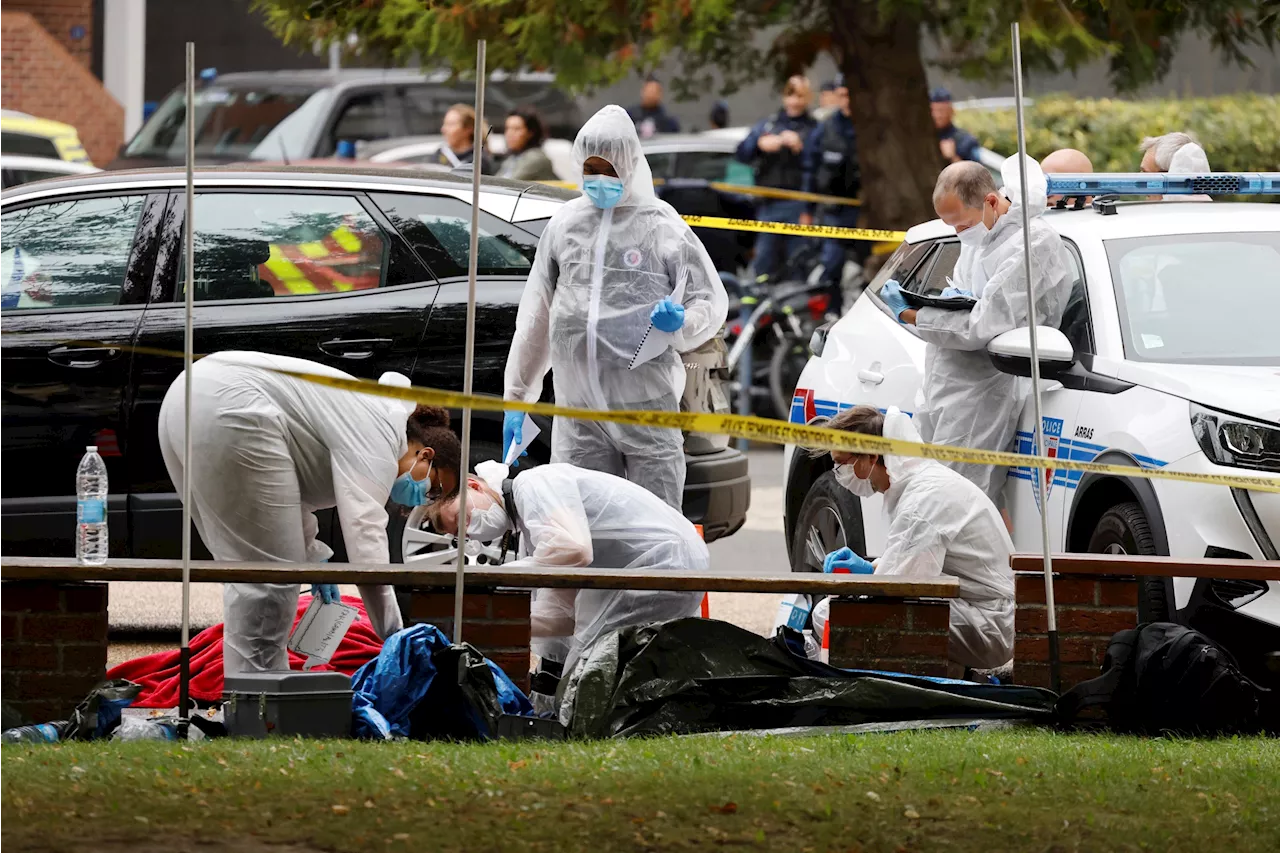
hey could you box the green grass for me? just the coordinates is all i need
[3,730,1277,852]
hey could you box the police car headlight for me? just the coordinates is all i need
[1191,404,1280,473]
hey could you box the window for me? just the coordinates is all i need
[904,241,961,295]
[1058,239,1093,355]
[869,240,932,297]
[188,194,388,301]
[372,193,536,278]
[124,87,319,160]
[1,132,60,160]
[402,86,467,136]
[677,151,748,184]
[1106,231,1280,366]
[328,92,391,151]
[644,152,675,179]
[1,195,145,310]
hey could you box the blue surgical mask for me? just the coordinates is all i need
[390,459,433,506]
[582,175,625,209]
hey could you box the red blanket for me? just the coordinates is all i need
[107,595,384,708]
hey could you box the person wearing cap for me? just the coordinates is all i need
[812,78,842,123]
[930,87,982,164]
[881,157,1073,513]
[708,99,730,131]
[735,75,818,282]
[801,74,861,314]
[628,75,681,139]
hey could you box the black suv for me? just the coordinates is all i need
[1,166,750,560]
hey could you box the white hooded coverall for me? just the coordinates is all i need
[503,105,728,511]
[158,351,408,674]
[875,409,1016,670]
[913,156,1073,505]
[497,464,709,674]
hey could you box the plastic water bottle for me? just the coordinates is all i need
[76,445,109,566]
[2,721,68,744]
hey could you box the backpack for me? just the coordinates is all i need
[1056,622,1275,735]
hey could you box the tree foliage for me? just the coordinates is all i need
[256,0,1279,97]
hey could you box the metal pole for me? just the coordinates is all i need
[178,42,196,735]
[453,40,486,644]
[1011,23,1060,694]
[736,297,753,451]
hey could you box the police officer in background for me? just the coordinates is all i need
[802,74,861,314]
[734,75,817,282]
[931,87,982,164]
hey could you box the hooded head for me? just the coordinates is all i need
[572,104,656,207]
[999,154,1048,218]
[1168,142,1210,174]
[881,407,931,484]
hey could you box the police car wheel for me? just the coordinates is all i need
[1087,501,1169,620]
[790,470,864,573]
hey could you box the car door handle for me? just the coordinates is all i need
[857,369,884,385]
[47,345,121,369]
[318,337,392,360]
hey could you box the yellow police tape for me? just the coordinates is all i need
[540,179,861,208]
[266,367,1280,495]
[681,215,905,243]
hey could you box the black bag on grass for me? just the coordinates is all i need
[1056,622,1274,734]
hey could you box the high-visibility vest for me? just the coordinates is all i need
[258,220,381,296]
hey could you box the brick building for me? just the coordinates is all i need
[0,1,128,166]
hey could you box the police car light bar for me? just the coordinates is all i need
[1045,172,1280,197]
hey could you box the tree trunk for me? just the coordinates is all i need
[830,3,941,231]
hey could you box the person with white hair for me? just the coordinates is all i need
[1139,131,1201,173]
[877,156,1074,510]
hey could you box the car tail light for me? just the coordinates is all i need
[807,293,830,320]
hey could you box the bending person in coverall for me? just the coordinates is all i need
[502,104,728,511]
[426,462,709,697]
[819,406,1015,673]
[158,351,462,675]
[881,156,1072,508]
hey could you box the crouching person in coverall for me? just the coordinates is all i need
[817,405,1016,675]
[427,462,710,709]
[159,351,463,676]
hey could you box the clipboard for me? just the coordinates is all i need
[288,597,359,670]
[629,280,687,370]
[902,289,978,311]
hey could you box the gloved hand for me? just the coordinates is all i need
[879,280,909,321]
[650,298,686,333]
[310,583,340,604]
[502,411,527,466]
[940,286,974,298]
[822,547,875,574]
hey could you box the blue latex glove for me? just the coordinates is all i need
[310,583,340,604]
[502,411,527,466]
[940,286,974,298]
[822,547,875,574]
[650,298,686,333]
[879,279,909,321]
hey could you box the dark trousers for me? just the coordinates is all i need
[751,199,808,280]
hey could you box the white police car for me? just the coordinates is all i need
[782,172,1280,683]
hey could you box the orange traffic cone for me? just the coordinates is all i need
[695,525,709,618]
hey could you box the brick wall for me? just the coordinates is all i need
[1,11,124,165]
[1014,572,1139,689]
[2,581,109,725]
[407,589,532,693]
[827,597,952,677]
[6,0,94,69]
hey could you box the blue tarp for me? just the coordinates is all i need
[351,624,532,740]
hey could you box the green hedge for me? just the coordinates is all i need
[956,93,1280,174]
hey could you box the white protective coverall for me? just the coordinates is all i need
[1164,142,1213,201]
[158,351,408,674]
[503,105,728,511]
[912,156,1073,505]
[875,409,1016,669]
[498,464,709,673]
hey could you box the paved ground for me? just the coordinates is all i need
[107,446,792,661]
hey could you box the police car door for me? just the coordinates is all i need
[1004,240,1088,553]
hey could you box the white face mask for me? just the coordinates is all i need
[833,460,876,498]
[467,498,511,541]
[956,220,987,247]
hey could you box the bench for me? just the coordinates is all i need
[1010,553,1280,687]
[1,556,959,722]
